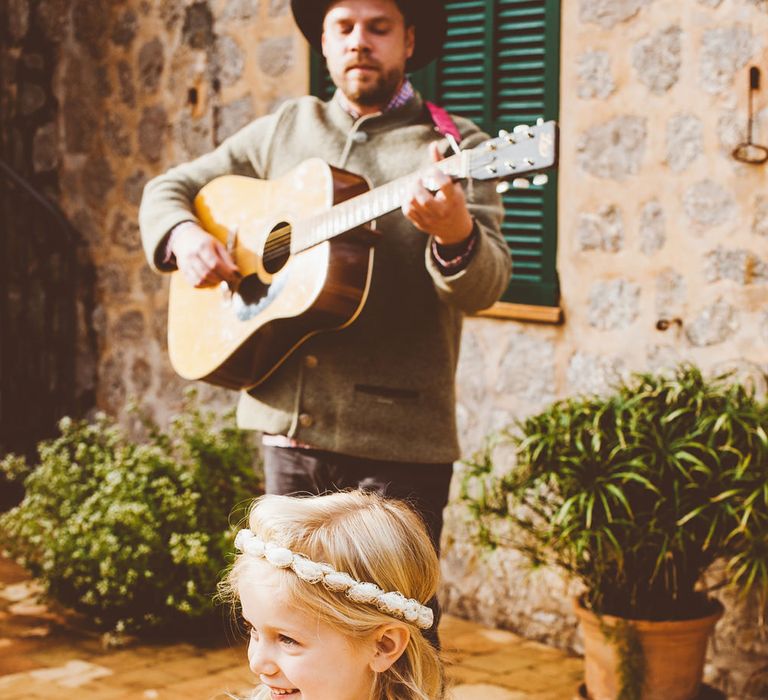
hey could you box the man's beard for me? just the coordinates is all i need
[332,65,404,107]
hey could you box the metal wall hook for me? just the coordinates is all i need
[656,317,683,332]
[732,66,768,164]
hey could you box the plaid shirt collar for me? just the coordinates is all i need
[337,79,415,119]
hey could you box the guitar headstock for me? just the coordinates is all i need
[468,120,558,189]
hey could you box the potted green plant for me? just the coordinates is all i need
[461,365,768,700]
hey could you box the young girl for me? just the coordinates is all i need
[220,490,444,700]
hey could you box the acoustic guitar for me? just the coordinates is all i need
[167,120,558,390]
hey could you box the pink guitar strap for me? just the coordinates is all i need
[424,101,462,144]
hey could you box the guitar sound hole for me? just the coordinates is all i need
[263,221,292,274]
[237,274,269,305]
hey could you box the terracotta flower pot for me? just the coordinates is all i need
[574,597,724,700]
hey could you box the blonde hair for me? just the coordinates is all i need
[220,490,444,700]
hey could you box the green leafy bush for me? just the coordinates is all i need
[461,365,768,621]
[0,392,262,634]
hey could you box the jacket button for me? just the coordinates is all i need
[298,413,314,428]
[304,355,318,368]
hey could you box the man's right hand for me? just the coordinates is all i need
[169,221,241,288]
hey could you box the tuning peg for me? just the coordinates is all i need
[496,181,511,194]
[513,124,533,138]
[533,174,549,186]
[498,129,509,138]
[513,178,531,189]
[536,118,544,126]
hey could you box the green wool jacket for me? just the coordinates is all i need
[139,91,511,463]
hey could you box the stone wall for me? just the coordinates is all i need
[33,0,308,422]
[444,1,768,697]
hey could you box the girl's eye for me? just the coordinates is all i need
[278,634,298,646]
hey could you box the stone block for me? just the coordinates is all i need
[639,199,666,255]
[578,0,650,29]
[666,114,703,172]
[716,109,743,155]
[214,35,245,87]
[497,333,556,409]
[216,95,256,143]
[109,213,141,252]
[178,112,214,159]
[700,25,755,95]
[683,180,736,228]
[71,209,103,246]
[588,279,641,330]
[646,343,682,372]
[35,0,70,42]
[113,310,145,342]
[632,25,681,95]
[124,170,148,207]
[64,95,99,153]
[81,154,115,209]
[99,353,126,412]
[704,246,768,285]
[258,36,295,78]
[18,83,46,116]
[111,9,138,48]
[575,204,623,252]
[95,65,112,98]
[222,0,258,21]
[104,112,132,157]
[752,196,768,237]
[7,0,30,42]
[576,51,615,100]
[685,298,739,346]
[118,60,136,107]
[138,105,168,162]
[21,53,44,71]
[97,264,132,299]
[32,122,59,173]
[655,268,686,315]
[182,1,214,49]
[577,116,647,180]
[269,0,290,16]
[72,0,109,58]
[566,351,626,396]
[138,39,164,93]
[140,266,164,294]
[131,357,152,392]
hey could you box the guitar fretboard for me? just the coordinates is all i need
[290,153,464,254]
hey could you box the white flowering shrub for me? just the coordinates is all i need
[0,392,261,634]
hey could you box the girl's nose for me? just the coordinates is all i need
[248,638,279,676]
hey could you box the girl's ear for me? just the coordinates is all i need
[369,623,411,673]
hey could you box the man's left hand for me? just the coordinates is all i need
[402,142,474,246]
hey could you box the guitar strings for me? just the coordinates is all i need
[258,162,459,262]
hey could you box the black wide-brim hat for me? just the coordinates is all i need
[291,0,447,71]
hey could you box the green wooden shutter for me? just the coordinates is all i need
[310,0,561,308]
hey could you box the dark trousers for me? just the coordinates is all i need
[262,445,453,648]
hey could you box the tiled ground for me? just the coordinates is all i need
[0,556,583,700]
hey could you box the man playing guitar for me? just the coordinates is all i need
[139,0,512,644]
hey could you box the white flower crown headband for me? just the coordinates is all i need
[235,529,434,630]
